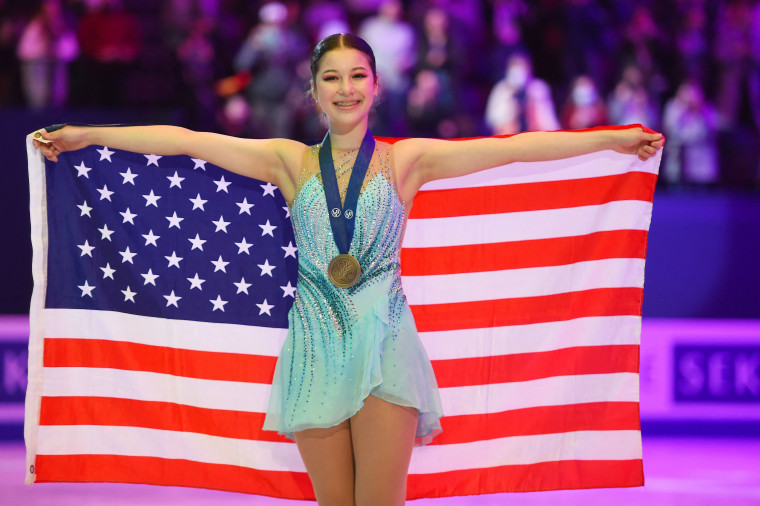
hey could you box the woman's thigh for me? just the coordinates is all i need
[350,395,418,506]
[293,420,355,506]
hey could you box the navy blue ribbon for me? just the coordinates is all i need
[318,130,375,255]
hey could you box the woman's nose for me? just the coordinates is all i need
[339,79,354,95]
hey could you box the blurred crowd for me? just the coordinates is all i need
[2,0,760,187]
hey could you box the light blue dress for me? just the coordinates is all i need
[263,141,443,446]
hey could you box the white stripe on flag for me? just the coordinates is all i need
[42,368,273,412]
[402,201,653,248]
[419,315,642,360]
[402,258,645,304]
[41,367,637,417]
[420,153,655,190]
[44,308,287,356]
[35,424,640,474]
[440,373,639,416]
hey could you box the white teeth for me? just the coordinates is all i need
[335,101,359,106]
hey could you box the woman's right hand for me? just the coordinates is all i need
[32,125,89,162]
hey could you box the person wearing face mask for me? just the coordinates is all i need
[485,52,561,135]
[561,75,609,130]
[34,33,663,506]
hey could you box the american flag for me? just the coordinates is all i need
[25,128,660,499]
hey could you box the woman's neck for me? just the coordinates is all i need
[328,119,369,149]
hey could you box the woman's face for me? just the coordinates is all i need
[312,48,378,128]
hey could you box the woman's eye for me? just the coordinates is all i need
[353,74,367,79]
[323,76,338,81]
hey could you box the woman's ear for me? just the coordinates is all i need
[310,80,318,103]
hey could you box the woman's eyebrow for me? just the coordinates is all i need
[321,66,369,74]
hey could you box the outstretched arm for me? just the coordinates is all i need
[33,125,305,199]
[394,127,664,200]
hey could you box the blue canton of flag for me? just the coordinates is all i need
[45,145,298,327]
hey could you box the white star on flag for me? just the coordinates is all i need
[165,251,183,268]
[145,154,162,166]
[236,198,254,215]
[191,158,206,170]
[210,295,228,312]
[282,206,290,218]
[141,269,159,286]
[120,167,138,184]
[212,216,230,233]
[78,240,95,257]
[100,263,116,279]
[189,194,207,210]
[78,201,93,217]
[234,277,252,294]
[187,273,205,290]
[235,237,252,255]
[188,234,206,251]
[259,220,277,237]
[214,175,231,193]
[75,161,92,178]
[96,146,114,162]
[258,259,276,277]
[120,208,137,224]
[167,171,185,188]
[164,290,181,307]
[261,182,277,197]
[280,281,296,298]
[211,255,229,273]
[166,212,184,229]
[98,224,114,241]
[97,184,114,201]
[121,286,136,302]
[142,230,160,246]
[282,241,297,258]
[78,280,95,297]
[143,190,161,207]
[256,298,274,316]
[119,246,137,264]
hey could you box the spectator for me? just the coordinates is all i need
[484,52,559,134]
[662,80,719,185]
[608,64,659,129]
[561,75,608,130]
[77,0,142,105]
[16,0,79,109]
[407,69,455,137]
[359,0,416,135]
[233,2,308,138]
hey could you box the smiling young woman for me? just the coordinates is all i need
[34,33,663,506]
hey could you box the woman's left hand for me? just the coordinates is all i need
[611,127,664,161]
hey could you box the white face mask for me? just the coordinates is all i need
[506,65,529,88]
[572,85,597,106]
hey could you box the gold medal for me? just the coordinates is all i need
[328,254,361,288]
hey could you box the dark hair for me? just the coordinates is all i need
[310,33,377,83]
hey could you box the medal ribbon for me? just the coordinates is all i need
[318,129,375,255]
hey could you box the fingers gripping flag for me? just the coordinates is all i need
[25,127,661,499]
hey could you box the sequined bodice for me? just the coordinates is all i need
[288,141,407,339]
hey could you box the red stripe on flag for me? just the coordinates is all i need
[433,345,639,388]
[410,172,656,219]
[434,402,641,445]
[401,230,648,275]
[37,397,638,446]
[33,454,643,499]
[43,338,276,383]
[407,459,644,498]
[38,396,290,443]
[411,288,643,332]
[34,454,314,500]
